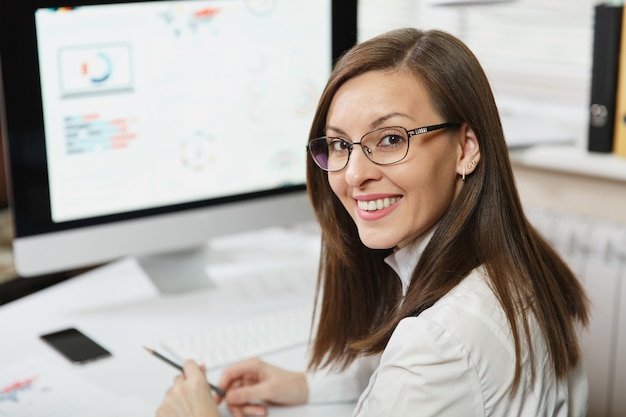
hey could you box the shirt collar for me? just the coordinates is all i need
[384,228,436,296]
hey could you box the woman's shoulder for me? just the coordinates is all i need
[377,268,586,416]
[376,269,519,414]
[422,267,505,324]
[395,267,519,363]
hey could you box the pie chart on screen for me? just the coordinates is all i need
[83,52,112,83]
[59,43,133,96]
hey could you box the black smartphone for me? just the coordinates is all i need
[40,327,112,364]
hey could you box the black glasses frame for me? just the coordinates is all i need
[306,122,459,172]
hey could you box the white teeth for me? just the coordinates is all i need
[358,197,400,212]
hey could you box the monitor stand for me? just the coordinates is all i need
[137,244,218,294]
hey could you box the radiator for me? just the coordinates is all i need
[527,207,626,417]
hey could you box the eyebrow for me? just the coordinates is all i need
[325,112,414,137]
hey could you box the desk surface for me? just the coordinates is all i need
[0,226,355,416]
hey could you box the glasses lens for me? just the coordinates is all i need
[362,127,409,165]
[308,137,350,171]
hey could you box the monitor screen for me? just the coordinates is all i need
[0,0,357,279]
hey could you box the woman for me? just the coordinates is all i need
[156,28,589,417]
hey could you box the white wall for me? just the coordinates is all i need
[359,0,596,103]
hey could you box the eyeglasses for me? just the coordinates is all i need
[306,122,459,172]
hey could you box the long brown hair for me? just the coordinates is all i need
[306,28,589,392]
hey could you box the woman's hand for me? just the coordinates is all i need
[156,360,221,417]
[218,358,308,417]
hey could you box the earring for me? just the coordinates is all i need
[462,160,476,182]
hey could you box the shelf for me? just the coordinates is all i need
[509,145,626,183]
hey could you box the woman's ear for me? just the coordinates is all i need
[456,124,481,179]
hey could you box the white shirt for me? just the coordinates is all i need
[306,235,588,416]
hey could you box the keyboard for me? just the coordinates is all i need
[162,306,313,370]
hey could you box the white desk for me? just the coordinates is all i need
[0,226,355,416]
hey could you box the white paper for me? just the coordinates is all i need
[1,257,159,320]
[0,357,150,417]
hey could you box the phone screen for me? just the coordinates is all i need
[40,328,112,364]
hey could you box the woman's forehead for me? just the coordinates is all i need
[326,71,437,129]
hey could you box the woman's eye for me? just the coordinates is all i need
[379,134,405,147]
[329,139,350,153]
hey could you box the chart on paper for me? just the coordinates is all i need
[0,357,149,417]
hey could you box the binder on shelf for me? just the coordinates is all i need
[588,4,623,153]
[613,4,626,158]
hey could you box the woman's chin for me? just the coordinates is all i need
[357,232,398,251]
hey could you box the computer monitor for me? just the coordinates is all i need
[0,0,357,283]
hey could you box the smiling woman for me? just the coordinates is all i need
[323,70,470,250]
[156,28,590,417]
[302,28,589,416]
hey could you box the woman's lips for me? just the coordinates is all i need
[355,196,402,220]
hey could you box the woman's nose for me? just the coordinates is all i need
[343,146,381,186]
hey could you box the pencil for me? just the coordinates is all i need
[144,346,227,397]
